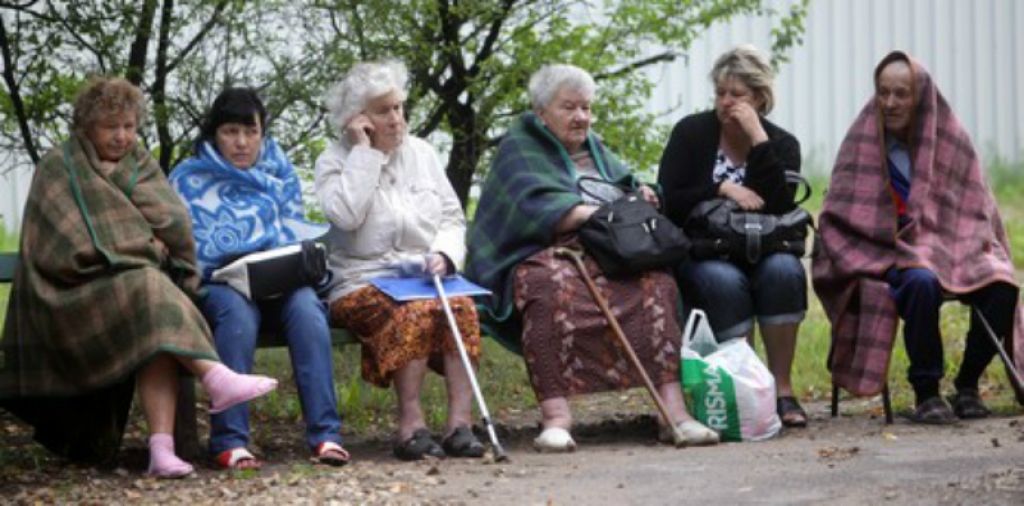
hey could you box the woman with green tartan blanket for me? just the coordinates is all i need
[0,77,277,477]
[465,64,718,452]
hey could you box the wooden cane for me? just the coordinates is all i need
[554,247,686,446]
[972,305,1024,402]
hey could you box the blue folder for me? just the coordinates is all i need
[370,275,492,302]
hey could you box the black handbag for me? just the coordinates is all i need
[684,172,813,264]
[211,240,329,300]
[576,177,690,277]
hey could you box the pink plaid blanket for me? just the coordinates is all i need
[812,51,1024,398]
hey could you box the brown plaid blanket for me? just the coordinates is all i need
[1,134,216,399]
[812,51,1023,397]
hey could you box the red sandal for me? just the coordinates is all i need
[215,447,263,470]
[313,441,351,467]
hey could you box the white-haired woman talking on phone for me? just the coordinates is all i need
[315,61,484,461]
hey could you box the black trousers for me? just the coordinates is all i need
[886,267,1018,401]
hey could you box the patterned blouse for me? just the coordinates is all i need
[711,148,746,185]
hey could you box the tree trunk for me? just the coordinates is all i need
[444,102,484,207]
[152,0,175,173]
[125,0,158,86]
[0,18,39,164]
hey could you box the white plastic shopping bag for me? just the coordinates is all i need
[680,309,781,441]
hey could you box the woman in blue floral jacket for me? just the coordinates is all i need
[170,88,348,469]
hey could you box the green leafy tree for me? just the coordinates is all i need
[306,0,808,202]
[0,0,808,204]
[0,0,335,170]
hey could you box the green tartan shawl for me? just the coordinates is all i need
[1,134,216,399]
[464,113,639,352]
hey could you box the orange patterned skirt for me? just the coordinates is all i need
[329,286,482,388]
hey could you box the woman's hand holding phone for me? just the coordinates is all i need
[346,114,375,147]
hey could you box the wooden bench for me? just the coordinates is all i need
[0,251,357,459]
[0,252,13,287]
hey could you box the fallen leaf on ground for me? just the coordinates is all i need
[818,446,861,462]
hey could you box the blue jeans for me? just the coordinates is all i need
[202,284,342,455]
[886,267,1017,401]
[676,253,807,340]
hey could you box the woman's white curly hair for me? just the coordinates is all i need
[528,64,597,111]
[324,60,408,136]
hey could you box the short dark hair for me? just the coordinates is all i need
[196,87,267,153]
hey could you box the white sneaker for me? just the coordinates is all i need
[659,420,720,447]
[533,427,577,453]
[678,420,720,446]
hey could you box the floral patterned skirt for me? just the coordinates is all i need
[330,286,481,388]
[513,239,681,401]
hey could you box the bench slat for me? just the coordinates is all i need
[0,252,16,283]
[258,327,358,347]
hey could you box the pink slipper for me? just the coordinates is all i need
[203,363,278,414]
[147,434,194,479]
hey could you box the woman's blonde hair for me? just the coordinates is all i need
[709,45,775,115]
[72,76,147,134]
[324,60,408,136]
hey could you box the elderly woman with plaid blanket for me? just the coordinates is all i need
[466,64,718,452]
[0,78,276,477]
[813,51,1024,424]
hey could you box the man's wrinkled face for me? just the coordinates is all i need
[876,61,915,139]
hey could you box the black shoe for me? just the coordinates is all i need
[776,396,808,428]
[907,396,957,425]
[442,426,485,458]
[393,428,445,461]
[949,389,991,419]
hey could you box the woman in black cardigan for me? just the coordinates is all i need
[658,45,808,428]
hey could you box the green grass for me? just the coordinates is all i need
[989,158,1024,267]
[1,223,15,327]
[2,166,1023,440]
[252,337,534,439]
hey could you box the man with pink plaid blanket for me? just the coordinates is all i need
[812,51,1024,424]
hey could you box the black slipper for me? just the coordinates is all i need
[393,428,445,461]
[949,389,991,419]
[442,426,485,458]
[907,396,957,425]
[777,396,808,428]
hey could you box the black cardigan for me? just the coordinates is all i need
[657,110,802,226]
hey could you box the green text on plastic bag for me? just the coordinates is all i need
[681,357,742,441]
